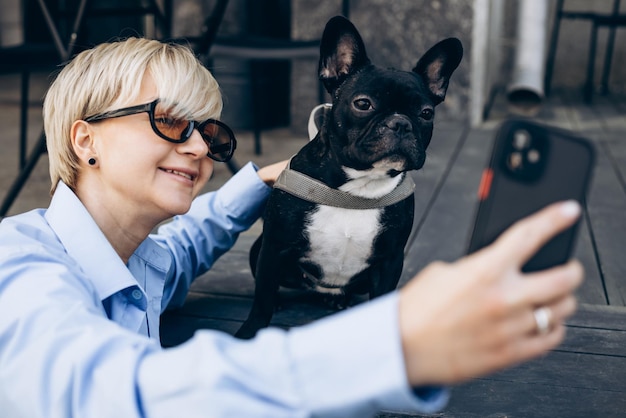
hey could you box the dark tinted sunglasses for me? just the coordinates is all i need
[84,99,236,162]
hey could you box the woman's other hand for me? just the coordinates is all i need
[399,201,584,387]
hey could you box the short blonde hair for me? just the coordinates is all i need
[43,37,223,194]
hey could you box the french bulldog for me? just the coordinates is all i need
[236,15,462,339]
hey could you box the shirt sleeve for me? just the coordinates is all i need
[154,162,272,309]
[0,247,447,417]
[138,292,449,418]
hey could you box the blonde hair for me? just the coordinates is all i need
[43,37,223,194]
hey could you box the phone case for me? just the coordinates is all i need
[467,118,595,272]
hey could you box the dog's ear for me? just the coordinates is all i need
[413,38,463,105]
[318,16,371,95]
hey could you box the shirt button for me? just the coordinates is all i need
[131,289,143,300]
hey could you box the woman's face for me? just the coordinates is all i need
[89,74,214,222]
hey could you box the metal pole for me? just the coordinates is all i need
[507,0,550,113]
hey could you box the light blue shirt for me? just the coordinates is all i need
[0,162,448,417]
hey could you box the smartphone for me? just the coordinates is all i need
[467,118,595,272]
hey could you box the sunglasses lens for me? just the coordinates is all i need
[152,102,192,141]
[150,101,235,161]
[201,122,235,162]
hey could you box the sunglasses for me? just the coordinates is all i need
[84,99,236,162]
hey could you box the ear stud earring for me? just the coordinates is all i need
[88,158,96,166]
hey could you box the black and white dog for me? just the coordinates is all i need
[236,16,462,339]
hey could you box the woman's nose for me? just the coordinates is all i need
[178,128,209,158]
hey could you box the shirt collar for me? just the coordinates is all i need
[44,182,168,301]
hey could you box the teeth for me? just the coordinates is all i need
[164,169,192,180]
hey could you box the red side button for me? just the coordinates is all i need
[477,168,493,201]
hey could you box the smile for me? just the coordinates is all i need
[160,168,195,181]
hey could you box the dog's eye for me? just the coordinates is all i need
[353,98,372,111]
[420,108,434,120]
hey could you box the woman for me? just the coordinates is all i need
[0,38,583,417]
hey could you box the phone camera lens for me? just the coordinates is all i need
[528,149,540,163]
[508,152,523,170]
[513,130,531,150]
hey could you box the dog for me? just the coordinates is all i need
[235,15,462,339]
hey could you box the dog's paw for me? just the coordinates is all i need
[322,294,350,310]
[235,319,264,340]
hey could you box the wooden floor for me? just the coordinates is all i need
[161,88,626,417]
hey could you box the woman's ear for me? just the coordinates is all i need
[71,120,97,165]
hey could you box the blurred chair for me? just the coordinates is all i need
[544,0,625,103]
[0,0,171,218]
[190,0,350,155]
[0,43,59,170]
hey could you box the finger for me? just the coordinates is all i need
[513,260,584,309]
[467,323,567,382]
[491,200,581,267]
[498,260,583,311]
[506,323,567,368]
[524,294,578,336]
[257,160,289,186]
[486,292,577,346]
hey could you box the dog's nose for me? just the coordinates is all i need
[386,116,412,133]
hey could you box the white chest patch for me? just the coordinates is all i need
[302,205,381,289]
[300,165,402,292]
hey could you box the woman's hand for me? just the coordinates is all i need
[257,160,289,187]
[399,201,584,387]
